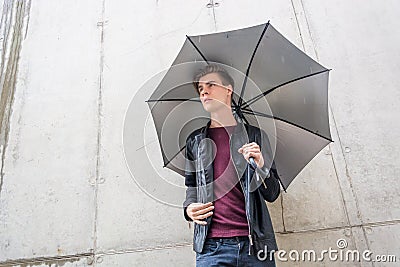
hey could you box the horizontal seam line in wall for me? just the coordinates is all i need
[96,242,193,256]
[0,242,194,264]
[0,252,93,266]
[276,219,400,235]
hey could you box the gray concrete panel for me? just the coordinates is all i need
[363,223,400,266]
[96,246,195,267]
[212,0,304,48]
[276,229,364,267]
[1,0,399,266]
[300,0,400,224]
[267,195,285,233]
[96,0,215,252]
[282,150,348,232]
[0,0,102,261]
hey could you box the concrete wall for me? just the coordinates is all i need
[0,0,399,266]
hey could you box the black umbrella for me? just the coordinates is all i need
[147,21,332,191]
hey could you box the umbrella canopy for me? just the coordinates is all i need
[147,21,332,190]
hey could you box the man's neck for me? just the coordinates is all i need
[210,108,237,128]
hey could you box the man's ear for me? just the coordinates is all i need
[227,85,233,96]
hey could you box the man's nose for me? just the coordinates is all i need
[201,88,209,96]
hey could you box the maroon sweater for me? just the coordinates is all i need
[207,126,249,238]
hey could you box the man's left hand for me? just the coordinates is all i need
[238,142,264,168]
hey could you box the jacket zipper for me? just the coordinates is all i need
[230,132,253,255]
[239,177,253,255]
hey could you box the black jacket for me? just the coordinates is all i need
[183,120,281,255]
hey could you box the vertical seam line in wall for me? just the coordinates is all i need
[290,0,306,53]
[94,0,107,262]
[303,0,376,259]
[0,0,29,197]
[211,0,218,32]
[298,0,319,59]
[280,193,286,232]
[294,0,357,234]
[23,0,32,39]
[294,0,357,225]
[294,0,371,257]
[329,111,363,253]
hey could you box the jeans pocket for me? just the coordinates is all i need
[197,239,221,257]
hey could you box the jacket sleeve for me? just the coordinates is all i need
[183,137,197,221]
[257,162,281,202]
[256,129,281,202]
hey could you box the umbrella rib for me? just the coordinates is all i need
[240,109,333,143]
[238,21,270,106]
[231,96,240,111]
[241,112,250,125]
[241,108,274,119]
[146,98,201,103]
[241,69,331,110]
[186,35,209,64]
[163,145,186,168]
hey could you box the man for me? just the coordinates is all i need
[183,64,281,266]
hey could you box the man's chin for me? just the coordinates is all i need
[203,105,217,113]
[203,103,231,113]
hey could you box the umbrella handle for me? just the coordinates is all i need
[249,157,258,170]
[249,157,269,180]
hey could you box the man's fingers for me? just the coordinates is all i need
[242,142,259,148]
[193,205,214,217]
[238,143,260,153]
[193,219,207,225]
[192,211,213,225]
[239,148,261,156]
[244,148,260,153]
[194,211,213,220]
[187,202,214,222]
[190,202,213,212]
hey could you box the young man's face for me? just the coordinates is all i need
[197,72,232,113]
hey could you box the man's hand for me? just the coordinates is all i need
[187,202,214,225]
[238,142,264,168]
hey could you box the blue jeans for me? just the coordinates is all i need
[196,237,276,267]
